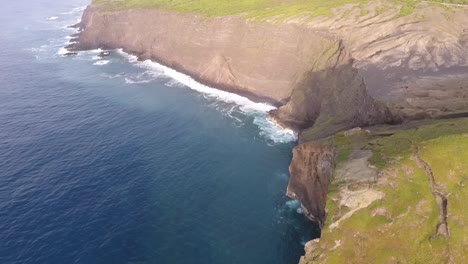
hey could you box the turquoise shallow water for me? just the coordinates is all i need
[0,1,319,263]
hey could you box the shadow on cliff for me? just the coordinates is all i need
[271,61,400,229]
[270,62,400,142]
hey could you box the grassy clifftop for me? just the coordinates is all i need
[302,118,468,263]
[93,0,468,18]
[92,0,369,17]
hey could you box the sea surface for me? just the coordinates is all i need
[0,1,319,263]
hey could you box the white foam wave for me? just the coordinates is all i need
[116,49,138,63]
[88,49,103,54]
[76,49,103,59]
[137,59,276,113]
[165,79,183,87]
[61,18,81,33]
[93,60,110,66]
[116,49,297,143]
[254,116,297,144]
[47,16,59,21]
[57,47,69,55]
[285,200,301,210]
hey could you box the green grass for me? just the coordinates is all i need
[332,118,468,169]
[93,0,468,19]
[366,118,468,168]
[310,131,468,263]
[93,0,369,18]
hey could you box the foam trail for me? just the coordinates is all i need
[116,50,138,63]
[88,49,103,54]
[254,116,296,144]
[285,200,301,210]
[140,64,273,112]
[116,49,298,143]
[93,60,109,66]
[57,47,69,55]
[47,16,59,20]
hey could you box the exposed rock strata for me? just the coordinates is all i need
[301,1,468,120]
[77,5,335,105]
[287,143,335,228]
[76,4,394,137]
[271,47,395,139]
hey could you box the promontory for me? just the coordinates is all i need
[72,0,468,262]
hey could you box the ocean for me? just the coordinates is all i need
[0,1,319,263]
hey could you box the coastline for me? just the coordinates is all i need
[68,2,468,263]
[65,44,300,142]
[68,0,394,232]
[68,44,288,107]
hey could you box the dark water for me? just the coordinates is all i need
[0,1,319,263]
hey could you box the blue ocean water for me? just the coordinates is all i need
[0,1,319,263]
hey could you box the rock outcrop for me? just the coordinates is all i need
[287,143,335,228]
[305,1,468,120]
[270,41,395,139]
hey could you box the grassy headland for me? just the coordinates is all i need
[303,118,468,263]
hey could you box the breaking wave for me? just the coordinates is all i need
[116,49,297,143]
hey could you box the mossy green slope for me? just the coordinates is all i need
[305,118,468,263]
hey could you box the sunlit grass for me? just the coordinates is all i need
[93,0,468,19]
[313,131,468,263]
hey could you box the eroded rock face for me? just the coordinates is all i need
[76,5,395,136]
[305,2,468,120]
[271,42,396,140]
[287,143,335,228]
[78,5,343,106]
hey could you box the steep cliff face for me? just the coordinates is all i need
[76,4,393,140]
[78,5,342,106]
[304,1,468,120]
[270,40,395,140]
[287,143,335,228]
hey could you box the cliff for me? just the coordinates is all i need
[300,119,468,263]
[75,3,395,133]
[287,143,335,228]
[73,1,468,262]
[77,5,331,105]
[74,4,399,229]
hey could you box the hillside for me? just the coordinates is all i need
[301,118,468,263]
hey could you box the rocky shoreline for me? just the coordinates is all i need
[71,1,468,262]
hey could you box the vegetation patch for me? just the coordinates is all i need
[307,132,468,262]
[93,0,468,19]
[304,118,468,263]
[93,0,368,18]
[333,118,468,169]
